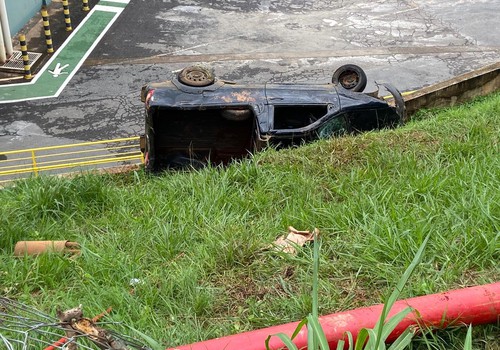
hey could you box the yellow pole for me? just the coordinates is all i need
[19,34,32,80]
[31,150,38,176]
[82,0,90,11]
[41,7,54,53]
[62,0,72,31]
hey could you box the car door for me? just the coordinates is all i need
[264,83,340,138]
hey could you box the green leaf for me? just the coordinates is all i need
[265,333,299,350]
[380,307,414,341]
[308,322,317,350]
[264,335,272,350]
[373,234,430,349]
[312,231,320,319]
[126,325,163,350]
[387,327,415,350]
[344,331,354,350]
[364,328,382,350]
[463,325,473,350]
[354,328,370,350]
[307,315,330,350]
[291,318,308,340]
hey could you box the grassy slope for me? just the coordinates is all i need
[1,93,499,348]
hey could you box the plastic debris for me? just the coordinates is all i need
[13,240,80,256]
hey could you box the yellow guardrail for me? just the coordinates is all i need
[0,136,143,184]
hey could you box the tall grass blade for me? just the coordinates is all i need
[372,234,430,349]
[127,326,163,350]
[380,307,414,341]
[265,319,307,350]
[312,231,320,319]
[344,331,354,350]
[307,315,330,350]
[308,321,318,350]
[265,333,300,350]
[354,328,370,350]
[290,318,308,340]
[309,231,321,350]
[463,325,473,350]
[387,327,415,350]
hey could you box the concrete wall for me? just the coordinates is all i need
[404,62,500,117]
[5,0,52,36]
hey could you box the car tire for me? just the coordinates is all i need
[332,64,367,92]
[178,65,215,87]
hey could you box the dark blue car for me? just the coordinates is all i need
[139,65,405,170]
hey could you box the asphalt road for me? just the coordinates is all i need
[1,0,499,151]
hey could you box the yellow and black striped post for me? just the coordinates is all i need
[62,0,72,31]
[41,7,54,53]
[19,34,32,80]
[82,0,90,11]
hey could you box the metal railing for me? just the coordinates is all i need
[0,136,143,184]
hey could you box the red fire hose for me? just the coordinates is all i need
[167,282,500,350]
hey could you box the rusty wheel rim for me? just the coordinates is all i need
[178,66,214,87]
[338,70,360,89]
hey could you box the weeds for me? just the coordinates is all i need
[0,93,498,347]
[265,234,429,350]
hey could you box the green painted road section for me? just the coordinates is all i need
[99,1,128,8]
[0,3,127,104]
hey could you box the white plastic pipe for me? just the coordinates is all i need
[0,0,13,57]
[0,19,6,63]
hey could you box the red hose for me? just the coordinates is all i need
[167,282,500,350]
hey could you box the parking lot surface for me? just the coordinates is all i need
[1,0,499,151]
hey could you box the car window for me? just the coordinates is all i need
[273,105,329,129]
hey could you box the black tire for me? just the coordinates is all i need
[332,64,367,92]
[383,83,406,125]
[178,66,215,87]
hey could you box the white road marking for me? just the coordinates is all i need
[0,5,125,103]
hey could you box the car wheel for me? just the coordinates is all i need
[178,65,215,87]
[332,64,367,92]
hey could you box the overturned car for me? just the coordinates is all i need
[140,65,405,170]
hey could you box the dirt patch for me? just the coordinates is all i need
[210,266,296,317]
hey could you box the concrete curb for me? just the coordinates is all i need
[404,62,500,117]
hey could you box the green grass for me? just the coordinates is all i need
[0,93,499,349]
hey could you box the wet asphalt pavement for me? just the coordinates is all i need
[0,0,499,151]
